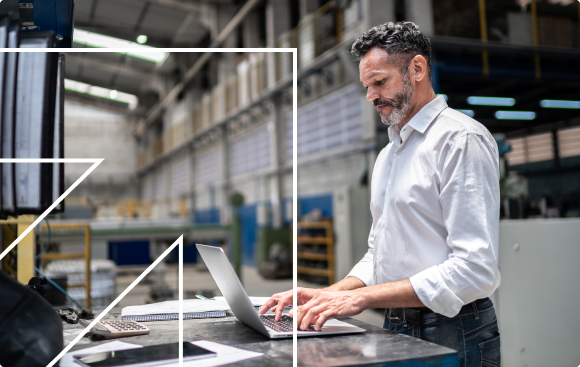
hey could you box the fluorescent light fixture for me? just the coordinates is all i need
[539,99,580,109]
[136,35,148,44]
[457,109,475,117]
[437,94,448,101]
[65,79,138,110]
[73,29,168,63]
[467,96,515,106]
[495,111,536,120]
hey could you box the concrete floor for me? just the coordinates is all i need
[112,262,384,328]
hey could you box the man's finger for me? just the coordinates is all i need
[314,310,333,331]
[300,305,325,330]
[259,297,279,314]
[258,290,291,314]
[275,299,287,321]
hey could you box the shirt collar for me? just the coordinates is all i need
[405,95,448,134]
[387,95,448,146]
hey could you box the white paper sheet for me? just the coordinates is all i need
[122,299,230,317]
[59,340,263,367]
[181,341,263,367]
[214,296,275,307]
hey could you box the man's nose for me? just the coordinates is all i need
[366,86,380,102]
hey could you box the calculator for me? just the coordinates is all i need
[80,320,150,339]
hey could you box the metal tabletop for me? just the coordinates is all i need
[63,308,458,367]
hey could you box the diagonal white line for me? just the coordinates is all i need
[0,158,104,261]
[46,235,184,367]
[179,231,184,366]
[292,48,298,367]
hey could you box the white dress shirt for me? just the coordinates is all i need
[347,95,500,318]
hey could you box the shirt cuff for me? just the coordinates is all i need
[346,262,374,286]
[409,265,465,318]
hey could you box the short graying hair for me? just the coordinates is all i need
[350,21,432,81]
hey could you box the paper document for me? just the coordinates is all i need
[183,341,263,367]
[122,299,230,317]
[60,340,262,367]
[214,296,276,307]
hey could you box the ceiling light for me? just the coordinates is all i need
[467,96,515,106]
[495,111,536,120]
[539,99,580,109]
[73,29,168,63]
[136,35,148,44]
[65,79,138,110]
[457,109,474,117]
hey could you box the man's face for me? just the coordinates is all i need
[359,47,413,126]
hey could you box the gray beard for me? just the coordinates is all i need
[380,72,413,126]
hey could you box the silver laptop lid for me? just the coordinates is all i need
[196,244,271,337]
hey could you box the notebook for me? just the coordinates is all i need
[121,299,230,322]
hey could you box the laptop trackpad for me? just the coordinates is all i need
[296,318,365,335]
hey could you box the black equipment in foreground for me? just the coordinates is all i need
[0,271,63,367]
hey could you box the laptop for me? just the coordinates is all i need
[196,244,366,339]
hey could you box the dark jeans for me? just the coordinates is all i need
[383,298,501,367]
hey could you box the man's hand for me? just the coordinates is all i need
[293,290,366,331]
[258,287,323,321]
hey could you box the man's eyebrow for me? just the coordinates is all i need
[361,72,387,86]
[365,72,378,80]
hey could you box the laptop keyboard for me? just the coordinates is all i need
[260,315,294,333]
[260,315,316,332]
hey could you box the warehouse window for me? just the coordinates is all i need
[196,148,222,186]
[286,112,293,161]
[230,124,271,175]
[506,132,554,165]
[171,157,190,197]
[142,174,154,200]
[557,126,580,159]
[154,170,166,199]
[292,84,362,159]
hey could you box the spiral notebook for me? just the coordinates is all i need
[121,299,230,322]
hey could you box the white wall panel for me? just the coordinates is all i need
[154,169,166,199]
[142,174,154,200]
[230,124,271,176]
[293,84,362,160]
[195,147,222,186]
[170,157,190,197]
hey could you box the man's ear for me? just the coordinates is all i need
[410,55,428,82]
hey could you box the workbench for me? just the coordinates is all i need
[63,307,458,367]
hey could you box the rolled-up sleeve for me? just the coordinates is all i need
[346,224,376,286]
[409,132,501,317]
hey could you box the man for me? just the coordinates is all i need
[260,21,501,366]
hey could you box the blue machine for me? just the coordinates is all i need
[0,0,74,47]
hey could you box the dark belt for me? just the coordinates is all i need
[387,297,490,324]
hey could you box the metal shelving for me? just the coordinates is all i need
[296,220,335,285]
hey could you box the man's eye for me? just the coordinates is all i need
[377,79,386,85]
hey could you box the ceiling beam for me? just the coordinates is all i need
[140,0,204,13]
[64,54,153,80]
[74,18,175,47]
[64,91,133,115]
[63,70,144,98]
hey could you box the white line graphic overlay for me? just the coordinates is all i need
[46,235,184,367]
[0,158,103,261]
